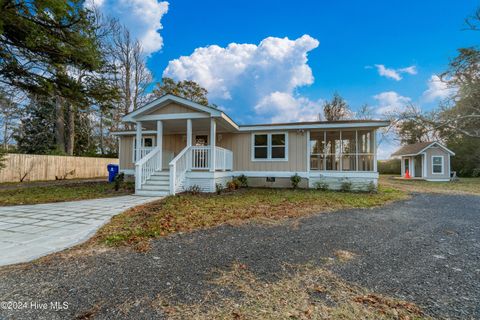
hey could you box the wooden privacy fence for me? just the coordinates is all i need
[0,153,119,183]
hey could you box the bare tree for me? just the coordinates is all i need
[323,93,352,121]
[111,24,152,129]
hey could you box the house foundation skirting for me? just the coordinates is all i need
[123,169,379,193]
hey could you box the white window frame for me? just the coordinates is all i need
[431,155,444,175]
[251,132,288,161]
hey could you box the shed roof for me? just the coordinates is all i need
[391,141,455,157]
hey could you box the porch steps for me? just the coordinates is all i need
[135,170,171,197]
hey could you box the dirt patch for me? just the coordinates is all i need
[155,263,429,320]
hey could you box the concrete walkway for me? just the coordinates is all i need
[0,196,162,266]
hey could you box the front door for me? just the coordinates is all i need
[195,135,208,146]
[404,158,410,176]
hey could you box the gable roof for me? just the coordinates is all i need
[391,141,455,157]
[122,94,224,122]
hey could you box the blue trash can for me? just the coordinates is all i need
[107,164,119,182]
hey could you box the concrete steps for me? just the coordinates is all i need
[136,170,171,197]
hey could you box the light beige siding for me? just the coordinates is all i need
[222,131,307,172]
[145,103,206,115]
[119,136,134,170]
[425,147,450,180]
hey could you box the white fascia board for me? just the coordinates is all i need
[418,142,455,156]
[134,112,209,121]
[238,121,390,131]
[111,130,157,136]
[221,113,240,130]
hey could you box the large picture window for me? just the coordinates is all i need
[252,133,288,161]
[309,129,375,171]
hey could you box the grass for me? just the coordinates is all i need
[95,186,407,248]
[0,181,134,206]
[380,175,480,195]
[156,263,429,320]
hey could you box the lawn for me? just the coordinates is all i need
[95,186,406,248]
[380,175,480,195]
[0,181,134,206]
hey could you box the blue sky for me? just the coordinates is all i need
[93,0,477,157]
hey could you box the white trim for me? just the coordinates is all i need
[239,121,389,131]
[210,118,216,172]
[251,132,289,162]
[220,113,240,131]
[235,171,309,178]
[309,171,379,178]
[134,112,209,121]
[422,153,427,178]
[232,171,378,179]
[306,130,310,172]
[425,178,450,182]
[122,94,222,121]
[373,130,377,172]
[432,155,444,175]
[112,130,157,136]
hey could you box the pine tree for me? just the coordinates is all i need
[15,97,57,154]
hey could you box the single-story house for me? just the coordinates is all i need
[112,94,389,196]
[391,141,455,181]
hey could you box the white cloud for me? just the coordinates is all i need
[398,66,417,75]
[254,92,323,123]
[373,91,411,115]
[87,0,169,55]
[163,35,320,123]
[422,75,457,102]
[373,64,417,81]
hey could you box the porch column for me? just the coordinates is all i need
[186,119,192,147]
[373,129,377,172]
[210,118,216,172]
[157,120,163,170]
[187,119,192,170]
[135,121,142,162]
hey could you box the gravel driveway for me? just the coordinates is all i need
[0,193,478,319]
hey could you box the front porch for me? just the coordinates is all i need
[132,117,234,196]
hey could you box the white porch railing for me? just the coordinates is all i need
[191,146,233,171]
[169,146,233,195]
[135,147,161,189]
[134,147,155,161]
[191,146,209,170]
[169,147,189,195]
[215,147,233,171]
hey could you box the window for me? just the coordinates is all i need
[252,133,288,160]
[254,134,268,159]
[309,129,375,172]
[143,137,153,147]
[432,156,443,174]
[310,131,325,170]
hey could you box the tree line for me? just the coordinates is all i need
[0,0,209,159]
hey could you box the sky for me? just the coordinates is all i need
[90,0,478,158]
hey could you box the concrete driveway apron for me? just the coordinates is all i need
[0,195,162,266]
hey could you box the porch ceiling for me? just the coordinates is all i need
[141,118,235,134]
